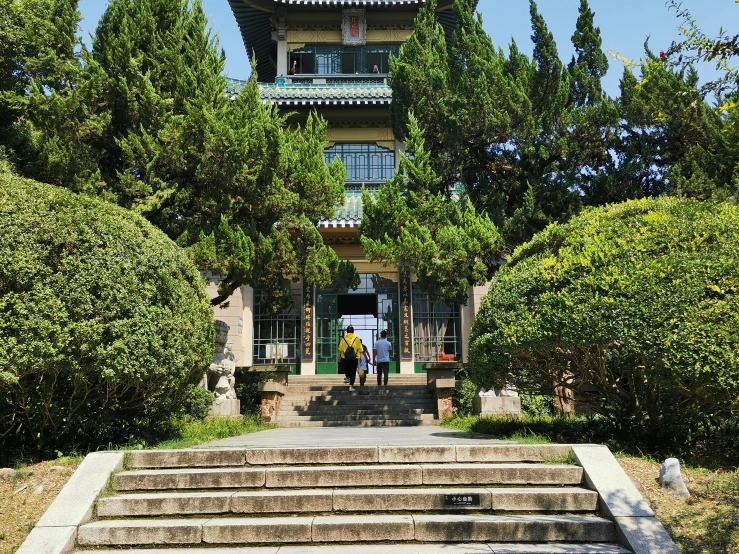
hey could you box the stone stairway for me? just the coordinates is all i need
[275,374,438,427]
[73,445,632,553]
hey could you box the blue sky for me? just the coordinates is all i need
[77,0,733,98]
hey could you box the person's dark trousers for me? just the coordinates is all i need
[377,362,390,386]
[345,359,358,386]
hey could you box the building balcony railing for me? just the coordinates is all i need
[278,74,388,86]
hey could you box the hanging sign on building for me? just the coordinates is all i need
[302,281,314,362]
[399,266,413,361]
[342,9,366,45]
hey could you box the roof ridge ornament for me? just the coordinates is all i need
[342,8,367,46]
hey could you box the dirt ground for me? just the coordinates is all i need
[0,458,80,554]
[617,456,739,554]
[0,455,737,553]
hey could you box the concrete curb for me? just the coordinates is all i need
[573,445,681,554]
[15,451,124,554]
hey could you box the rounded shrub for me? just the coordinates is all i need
[469,197,739,454]
[0,168,215,462]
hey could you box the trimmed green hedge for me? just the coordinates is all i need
[0,167,214,462]
[469,197,739,452]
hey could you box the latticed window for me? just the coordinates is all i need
[412,287,461,362]
[324,143,395,184]
[289,45,399,75]
[252,290,301,365]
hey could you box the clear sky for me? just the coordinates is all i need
[77,0,734,98]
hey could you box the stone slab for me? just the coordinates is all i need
[421,463,583,486]
[128,449,245,468]
[488,487,598,512]
[177,468,265,489]
[231,489,333,513]
[474,395,521,416]
[15,525,76,554]
[77,519,207,546]
[455,445,574,463]
[74,549,279,554]
[428,378,456,390]
[333,487,492,511]
[572,446,653,518]
[246,447,378,465]
[97,492,234,517]
[484,546,630,553]
[259,382,287,395]
[209,399,241,417]
[311,515,415,542]
[202,517,313,544]
[614,516,681,554]
[73,547,490,554]
[412,514,616,543]
[115,468,265,491]
[36,452,124,527]
[265,465,422,488]
[378,446,455,463]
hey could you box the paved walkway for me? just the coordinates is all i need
[198,426,508,449]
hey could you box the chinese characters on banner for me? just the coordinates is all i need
[400,266,413,361]
[350,16,359,38]
[302,281,314,362]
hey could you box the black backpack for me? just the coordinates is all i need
[343,337,357,361]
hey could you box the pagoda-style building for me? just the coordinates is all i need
[215,0,487,375]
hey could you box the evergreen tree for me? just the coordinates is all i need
[360,115,503,305]
[567,0,609,107]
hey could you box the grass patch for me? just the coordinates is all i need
[510,431,551,444]
[151,415,273,450]
[542,450,577,465]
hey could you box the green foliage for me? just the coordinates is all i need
[234,369,275,415]
[151,415,271,450]
[520,394,554,418]
[0,168,214,463]
[4,0,350,311]
[469,197,739,455]
[181,386,215,422]
[452,374,477,417]
[360,115,503,305]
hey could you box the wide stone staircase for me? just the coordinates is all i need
[275,374,438,427]
[73,444,631,553]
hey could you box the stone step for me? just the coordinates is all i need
[126,445,577,469]
[97,487,598,517]
[75,544,631,554]
[278,398,436,406]
[279,404,434,415]
[77,514,616,546]
[282,391,433,399]
[289,375,428,382]
[115,464,582,491]
[275,419,437,428]
[275,413,437,422]
[287,383,430,389]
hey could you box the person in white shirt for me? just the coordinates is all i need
[373,330,392,387]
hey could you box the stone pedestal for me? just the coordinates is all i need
[258,381,288,422]
[209,398,241,418]
[473,395,521,417]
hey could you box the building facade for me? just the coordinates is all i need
[217,0,486,375]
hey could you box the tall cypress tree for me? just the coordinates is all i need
[568,0,609,107]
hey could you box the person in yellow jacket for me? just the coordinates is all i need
[338,325,362,392]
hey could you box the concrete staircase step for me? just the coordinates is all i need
[275,419,437,428]
[281,407,433,415]
[75,545,631,554]
[278,398,436,406]
[126,445,577,469]
[78,514,616,546]
[275,413,437,422]
[115,463,582,491]
[98,487,597,517]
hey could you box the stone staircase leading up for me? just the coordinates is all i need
[275,374,438,428]
[73,444,631,554]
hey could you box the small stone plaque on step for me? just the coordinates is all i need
[443,494,480,507]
